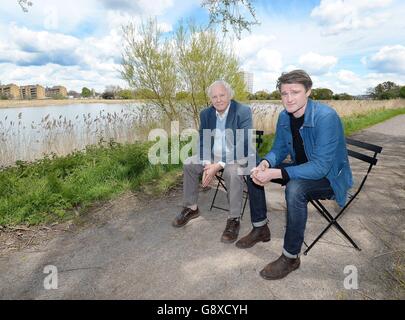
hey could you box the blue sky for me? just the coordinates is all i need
[0,0,404,95]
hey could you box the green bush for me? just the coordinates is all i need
[399,86,405,99]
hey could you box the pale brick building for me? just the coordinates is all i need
[46,85,68,98]
[0,83,20,99]
[20,85,46,99]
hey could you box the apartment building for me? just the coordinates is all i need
[239,71,254,93]
[46,85,68,97]
[0,83,20,99]
[20,85,46,99]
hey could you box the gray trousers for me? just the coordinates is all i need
[183,155,245,218]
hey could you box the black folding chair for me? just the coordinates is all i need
[209,130,264,218]
[303,137,383,255]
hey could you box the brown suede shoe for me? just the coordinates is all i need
[220,218,240,243]
[260,254,300,280]
[235,224,271,249]
[172,207,200,227]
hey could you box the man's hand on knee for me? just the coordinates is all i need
[251,167,282,186]
[202,163,222,187]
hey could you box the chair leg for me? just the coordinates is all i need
[210,176,230,212]
[304,200,361,255]
[210,175,251,216]
[210,179,222,211]
[240,192,249,220]
[304,222,334,255]
[329,221,361,251]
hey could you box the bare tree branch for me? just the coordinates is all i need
[201,0,259,39]
[18,0,33,12]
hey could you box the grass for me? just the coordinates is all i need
[0,140,181,226]
[342,107,405,136]
[0,107,404,227]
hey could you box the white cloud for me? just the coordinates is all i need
[337,70,361,84]
[0,23,124,91]
[157,22,173,33]
[9,24,80,53]
[242,48,283,74]
[234,34,276,60]
[99,0,174,16]
[252,72,280,93]
[233,35,281,91]
[311,0,393,35]
[285,65,298,72]
[298,52,338,75]
[313,69,405,95]
[1,0,404,96]
[365,45,405,74]
[0,24,83,67]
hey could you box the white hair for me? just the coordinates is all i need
[207,80,234,99]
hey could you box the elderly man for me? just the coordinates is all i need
[172,80,254,244]
[237,70,353,280]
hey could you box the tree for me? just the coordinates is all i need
[121,19,246,127]
[18,0,32,12]
[252,90,270,100]
[175,22,246,127]
[121,20,179,121]
[269,90,281,100]
[117,89,134,99]
[175,91,191,100]
[81,87,91,98]
[311,88,334,100]
[105,85,122,96]
[68,90,80,98]
[201,0,259,39]
[133,88,155,99]
[102,85,122,99]
[102,91,114,99]
[370,81,400,99]
[332,93,353,100]
[400,86,405,99]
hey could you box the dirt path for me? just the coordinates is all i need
[1,116,404,300]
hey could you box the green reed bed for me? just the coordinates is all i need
[0,106,159,168]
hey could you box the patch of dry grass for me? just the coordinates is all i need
[252,99,405,134]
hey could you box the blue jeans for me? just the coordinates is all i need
[246,175,334,256]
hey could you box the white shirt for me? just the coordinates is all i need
[205,103,231,168]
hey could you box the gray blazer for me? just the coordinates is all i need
[199,99,253,163]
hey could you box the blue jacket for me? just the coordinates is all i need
[263,99,353,207]
[199,100,252,163]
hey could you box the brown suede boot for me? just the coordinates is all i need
[260,254,300,280]
[221,218,240,243]
[235,224,271,249]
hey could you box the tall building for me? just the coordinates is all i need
[239,71,254,93]
[46,85,68,98]
[20,85,46,99]
[0,83,20,99]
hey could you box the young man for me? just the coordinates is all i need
[172,80,253,244]
[236,70,353,280]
